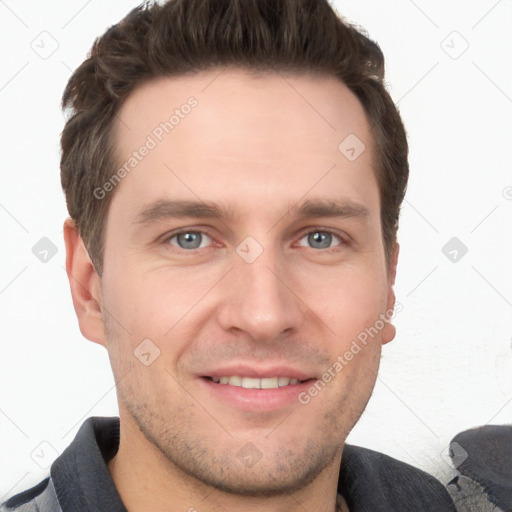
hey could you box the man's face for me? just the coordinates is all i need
[95,69,397,495]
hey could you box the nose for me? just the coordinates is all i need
[216,243,305,342]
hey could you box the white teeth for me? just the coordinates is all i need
[229,376,243,386]
[278,377,291,386]
[260,377,279,389]
[211,376,302,389]
[241,377,260,388]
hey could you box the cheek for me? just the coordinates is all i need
[101,266,217,355]
[300,264,389,339]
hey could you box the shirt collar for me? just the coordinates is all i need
[50,416,455,512]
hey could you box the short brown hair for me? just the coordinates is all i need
[61,0,408,276]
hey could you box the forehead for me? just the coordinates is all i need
[108,68,378,223]
[114,68,373,153]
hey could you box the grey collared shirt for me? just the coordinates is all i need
[1,416,457,512]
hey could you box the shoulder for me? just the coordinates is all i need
[1,478,61,512]
[342,443,446,485]
[341,444,457,511]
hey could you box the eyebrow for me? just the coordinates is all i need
[132,198,371,226]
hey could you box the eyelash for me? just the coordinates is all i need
[161,228,348,253]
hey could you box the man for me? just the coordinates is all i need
[1,0,457,510]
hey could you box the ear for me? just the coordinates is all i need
[381,242,399,345]
[63,218,106,347]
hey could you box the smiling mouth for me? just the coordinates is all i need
[204,376,312,389]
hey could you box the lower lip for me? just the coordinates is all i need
[199,377,315,412]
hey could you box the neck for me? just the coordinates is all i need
[107,414,347,512]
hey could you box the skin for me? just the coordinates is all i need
[64,68,399,512]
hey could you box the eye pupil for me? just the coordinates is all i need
[308,231,332,249]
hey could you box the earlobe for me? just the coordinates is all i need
[63,218,106,347]
[382,242,400,345]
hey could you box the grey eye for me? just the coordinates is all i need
[298,231,341,250]
[169,231,212,250]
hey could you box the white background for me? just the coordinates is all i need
[1,0,511,502]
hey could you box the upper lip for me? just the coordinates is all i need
[200,364,316,381]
